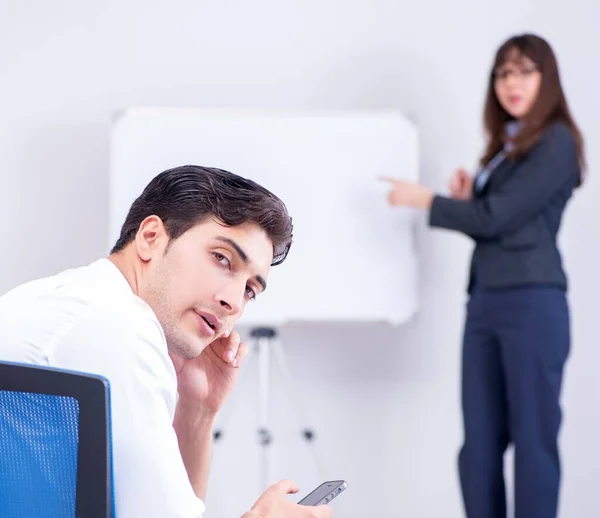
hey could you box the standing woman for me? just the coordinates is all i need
[383,34,585,518]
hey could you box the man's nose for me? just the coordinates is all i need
[217,286,244,316]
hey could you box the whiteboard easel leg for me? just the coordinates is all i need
[214,326,324,494]
[255,329,273,493]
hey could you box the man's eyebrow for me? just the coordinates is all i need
[215,236,248,263]
[255,276,267,293]
[215,236,267,292]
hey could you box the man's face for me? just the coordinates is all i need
[139,218,273,359]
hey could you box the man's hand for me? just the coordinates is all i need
[448,168,473,200]
[380,177,434,209]
[243,480,333,518]
[171,329,248,414]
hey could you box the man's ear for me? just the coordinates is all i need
[134,216,168,262]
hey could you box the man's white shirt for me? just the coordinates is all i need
[0,259,205,518]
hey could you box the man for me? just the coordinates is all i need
[0,165,332,518]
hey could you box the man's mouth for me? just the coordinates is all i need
[201,315,216,330]
[195,311,223,335]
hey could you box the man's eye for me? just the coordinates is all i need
[214,253,230,267]
[245,286,257,301]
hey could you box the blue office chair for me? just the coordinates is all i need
[0,361,115,518]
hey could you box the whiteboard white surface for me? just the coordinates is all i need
[109,108,419,326]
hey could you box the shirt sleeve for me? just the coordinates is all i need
[52,298,205,518]
[428,123,579,239]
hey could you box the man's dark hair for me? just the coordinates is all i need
[111,165,293,266]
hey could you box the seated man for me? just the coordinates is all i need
[0,165,332,518]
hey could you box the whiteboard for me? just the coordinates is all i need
[109,108,419,326]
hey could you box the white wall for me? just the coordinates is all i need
[1,1,599,516]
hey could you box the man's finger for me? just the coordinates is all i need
[378,176,398,183]
[216,330,241,364]
[273,479,300,494]
[313,505,334,518]
[233,341,249,368]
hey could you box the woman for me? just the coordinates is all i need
[383,34,585,518]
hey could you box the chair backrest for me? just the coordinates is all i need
[0,361,115,518]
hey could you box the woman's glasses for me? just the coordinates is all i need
[494,65,539,81]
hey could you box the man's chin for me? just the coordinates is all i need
[167,338,208,361]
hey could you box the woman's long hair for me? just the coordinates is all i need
[481,34,585,184]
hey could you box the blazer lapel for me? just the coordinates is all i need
[473,158,517,197]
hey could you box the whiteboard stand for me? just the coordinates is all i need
[213,326,325,493]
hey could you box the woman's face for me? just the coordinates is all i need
[494,49,542,120]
